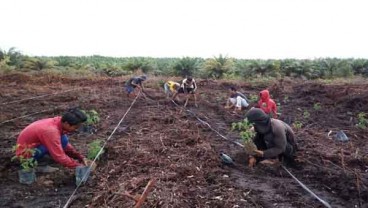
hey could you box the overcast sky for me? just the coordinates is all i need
[2,0,367,59]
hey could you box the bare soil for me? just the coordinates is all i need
[0,74,367,208]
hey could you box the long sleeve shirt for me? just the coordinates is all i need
[16,117,84,168]
[260,119,296,158]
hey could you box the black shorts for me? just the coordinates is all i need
[178,88,195,94]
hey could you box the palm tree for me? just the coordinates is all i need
[22,57,54,71]
[0,47,23,67]
[123,57,155,73]
[319,58,339,78]
[173,57,202,77]
[351,59,368,75]
[203,55,234,79]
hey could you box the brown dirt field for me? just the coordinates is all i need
[0,74,367,208]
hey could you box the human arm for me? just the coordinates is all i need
[192,80,197,93]
[131,79,141,89]
[256,122,287,158]
[181,79,188,93]
[64,143,85,164]
[140,80,145,90]
[172,91,178,100]
[225,99,235,109]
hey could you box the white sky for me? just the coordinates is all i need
[1,0,368,59]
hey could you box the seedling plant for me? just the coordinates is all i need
[11,144,38,171]
[303,110,310,119]
[249,94,259,103]
[232,118,257,154]
[313,103,321,110]
[357,112,367,129]
[87,139,104,160]
[82,109,100,126]
[293,121,303,130]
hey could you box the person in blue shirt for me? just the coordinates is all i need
[125,75,147,97]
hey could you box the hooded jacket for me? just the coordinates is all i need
[246,108,297,159]
[258,90,277,118]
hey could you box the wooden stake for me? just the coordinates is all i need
[134,178,157,208]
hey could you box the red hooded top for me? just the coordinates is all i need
[16,117,84,168]
[258,90,277,118]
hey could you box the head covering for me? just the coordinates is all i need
[259,90,270,102]
[245,108,271,134]
[140,75,147,80]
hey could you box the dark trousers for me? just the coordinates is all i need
[33,135,69,160]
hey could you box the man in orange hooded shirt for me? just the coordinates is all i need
[257,89,277,118]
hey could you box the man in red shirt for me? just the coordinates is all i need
[16,109,90,170]
[257,89,277,118]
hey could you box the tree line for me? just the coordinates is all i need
[1,47,368,79]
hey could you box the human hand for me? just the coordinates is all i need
[248,156,256,168]
[83,159,97,171]
[82,158,89,166]
[253,150,264,157]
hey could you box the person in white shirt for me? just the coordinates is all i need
[173,76,198,107]
[225,86,249,113]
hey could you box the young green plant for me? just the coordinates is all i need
[231,118,257,154]
[11,144,38,171]
[293,121,303,130]
[87,139,104,160]
[357,112,367,129]
[303,110,310,119]
[249,94,259,103]
[82,110,100,126]
[313,103,321,110]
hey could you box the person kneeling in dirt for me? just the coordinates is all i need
[225,86,249,113]
[257,89,278,118]
[164,80,181,99]
[15,109,95,174]
[125,75,147,97]
[245,108,297,167]
[173,76,198,107]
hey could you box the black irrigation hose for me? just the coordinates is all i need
[282,165,332,208]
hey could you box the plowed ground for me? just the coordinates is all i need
[0,74,367,208]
